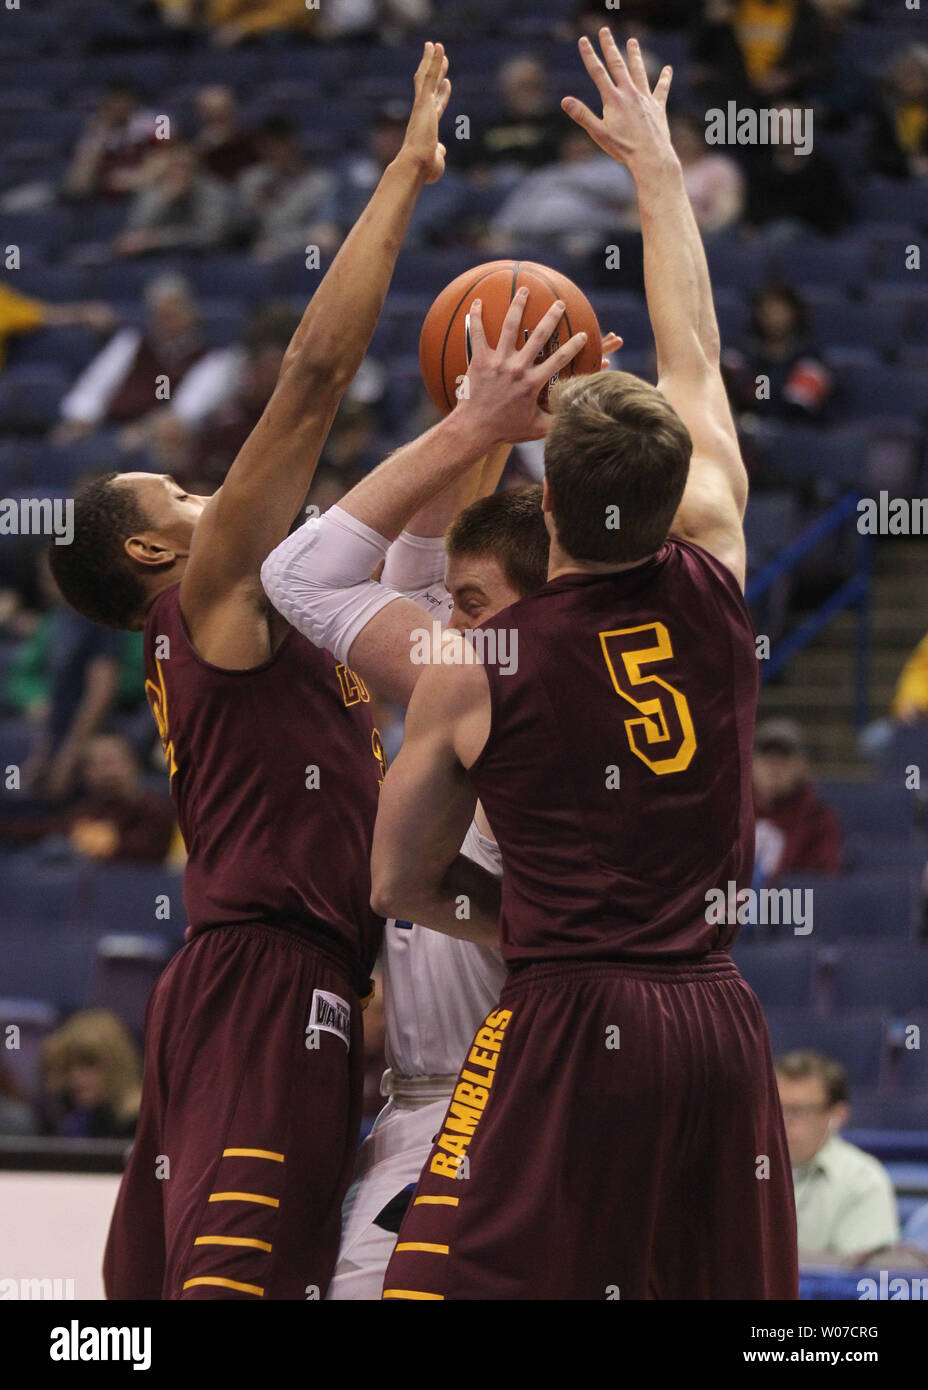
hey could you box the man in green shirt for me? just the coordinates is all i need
[776,1049,899,1260]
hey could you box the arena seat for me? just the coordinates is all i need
[0,997,59,1103]
[3,919,107,1012]
[732,942,819,1008]
[86,863,187,942]
[830,944,928,1013]
[90,933,174,1042]
[764,1006,889,1086]
[819,780,916,839]
[774,872,921,941]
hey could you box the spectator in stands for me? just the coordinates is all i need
[454,56,565,181]
[113,141,231,258]
[174,303,301,490]
[63,82,163,201]
[310,103,466,257]
[776,1050,899,1260]
[807,0,868,130]
[192,85,260,184]
[1,733,175,864]
[724,283,834,423]
[0,280,114,372]
[156,0,318,45]
[869,44,928,181]
[694,0,826,105]
[236,116,333,263]
[890,630,928,724]
[41,1009,141,1140]
[744,115,854,236]
[488,127,638,256]
[56,274,210,441]
[753,719,842,881]
[669,111,745,234]
[20,561,145,804]
[0,1060,38,1137]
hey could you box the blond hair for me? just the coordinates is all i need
[43,1008,142,1122]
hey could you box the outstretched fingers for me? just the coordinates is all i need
[466,298,487,360]
[654,64,674,107]
[561,94,605,142]
[522,298,566,363]
[540,329,589,381]
[621,34,651,95]
[577,33,619,102]
[497,285,530,356]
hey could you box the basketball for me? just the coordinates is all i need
[418,259,603,414]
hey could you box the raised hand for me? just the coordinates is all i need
[562,30,674,176]
[457,288,589,443]
[401,41,451,185]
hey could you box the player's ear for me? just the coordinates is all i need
[541,476,553,514]
[125,533,181,569]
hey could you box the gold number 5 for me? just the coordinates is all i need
[599,623,697,775]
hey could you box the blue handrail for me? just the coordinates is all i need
[746,492,872,727]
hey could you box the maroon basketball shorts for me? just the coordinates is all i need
[104,922,364,1301]
[383,953,798,1301]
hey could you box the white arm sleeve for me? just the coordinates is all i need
[260,505,402,666]
[381,530,452,618]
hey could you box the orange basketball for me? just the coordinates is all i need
[418,259,603,415]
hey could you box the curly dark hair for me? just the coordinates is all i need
[48,472,153,630]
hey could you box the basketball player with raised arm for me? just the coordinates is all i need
[371,31,799,1300]
[261,298,600,1297]
[48,44,452,1301]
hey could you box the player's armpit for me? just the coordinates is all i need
[669,460,747,593]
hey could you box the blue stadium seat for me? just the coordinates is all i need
[90,933,174,1042]
[839,365,928,423]
[769,236,870,292]
[8,323,104,373]
[706,237,773,290]
[0,997,58,1103]
[743,490,801,565]
[86,863,187,941]
[887,1014,928,1088]
[818,780,916,838]
[766,426,868,491]
[764,1006,889,1086]
[2,919,105,1012]
[846,1089,928,1130]
[0,365,72,430]
[732,942,819,1008]
[831,944,928,1012]
[775,872,920,940]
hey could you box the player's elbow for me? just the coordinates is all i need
[370,872,407,921]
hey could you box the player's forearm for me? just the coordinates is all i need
[636,151,721,376]
[339,406,500,541]
[375,853,502,947]
[280,152,431,391]
[399,442,512,539]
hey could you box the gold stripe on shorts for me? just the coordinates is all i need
[222,1147,285,1162]
[208,1191,279,1207]
[194,1235,272,1253]
[183,1276,264,1296]
[383,1289,444,1300]
[413,1195,459,1207]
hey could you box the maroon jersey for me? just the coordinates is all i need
[143,584,385,986]
[468,539,757,965]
